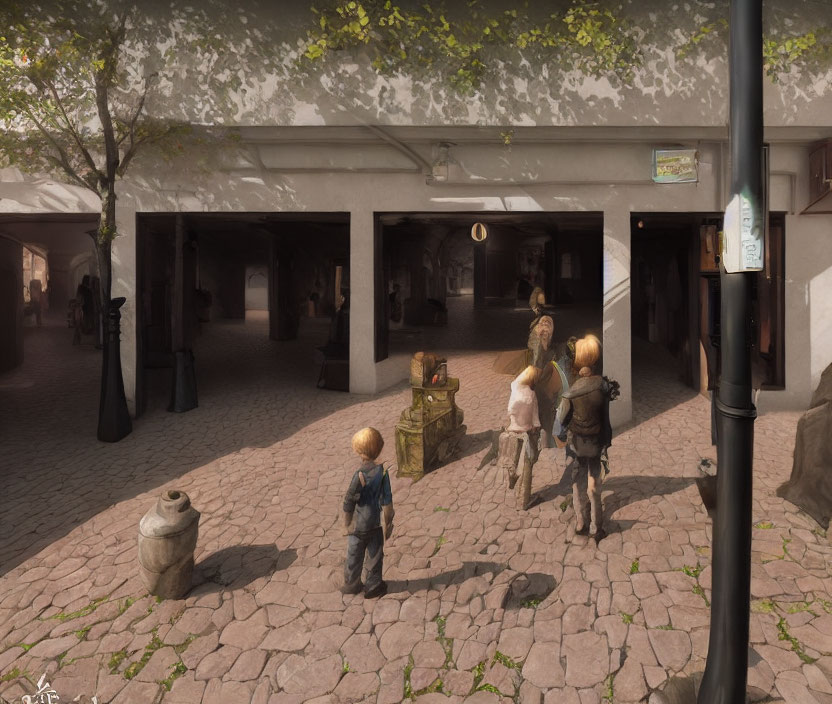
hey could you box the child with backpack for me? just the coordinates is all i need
[341,427,394,598]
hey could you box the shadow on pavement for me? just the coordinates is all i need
[535,461,697,518]
[386,561,557,610]
[0,315,405,577]
[455,429,498,466]
[191,545,297,592]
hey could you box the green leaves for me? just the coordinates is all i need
[679,15,832,83]
[298,0,644,92]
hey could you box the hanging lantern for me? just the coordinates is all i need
[471,222,488,242]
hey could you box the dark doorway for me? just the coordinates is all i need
[136,213,349,417]
[631,215,701,394]
[630,213,785,404]
[0,214,100,372]
[374,212,603,371]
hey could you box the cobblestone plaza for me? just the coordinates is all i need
[0,299,829,704]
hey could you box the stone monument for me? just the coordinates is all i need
[395,352,466,480]
[777,362,832,530]
[138,490,200,599]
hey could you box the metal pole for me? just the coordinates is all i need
[698,0,761,701]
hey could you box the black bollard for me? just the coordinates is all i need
[97,297,133,442]
[168,349,198,413]
[697,0,761,701]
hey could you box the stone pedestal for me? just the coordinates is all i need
[395,353,465,480]
[138,490,200,599]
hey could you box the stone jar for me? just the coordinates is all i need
[138,490,200,599]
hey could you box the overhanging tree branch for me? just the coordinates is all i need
[44,77,104,183]
[115,72,156,176]
[21,104,98,193]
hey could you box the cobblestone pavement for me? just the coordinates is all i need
[1,302,830,704]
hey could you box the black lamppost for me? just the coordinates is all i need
[697,0,762,701]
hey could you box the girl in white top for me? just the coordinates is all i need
[508,365,542,433]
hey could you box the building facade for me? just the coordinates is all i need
[1,1,831,429]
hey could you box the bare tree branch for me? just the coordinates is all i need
[117,123,180,177]
[43,77,104,183]
[21,105,98,194]
[41,153,96,192]
[115,70,156,174]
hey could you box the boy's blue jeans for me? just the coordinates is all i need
[344,527,384,592]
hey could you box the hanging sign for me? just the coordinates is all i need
[721,193,764,273]
[471,222,488,241]
[652,149,699,183]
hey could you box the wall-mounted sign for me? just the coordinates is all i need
[652,149,699,183]
[471,222,488,242]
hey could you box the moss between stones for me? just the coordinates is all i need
[53,597,108,623]
[108,649,128,673]
[172,635,197,655]
[10,643,35,653]
[751,599,776,614]
[491,650,521,671]
[471,660,486,689]
[680,564,703,579]
[123,629,164,680]
[414,677,444,696]
[431,534,448,557]
[0,667,22,683]
[762,537,793,564]
[476,682,501,694]
[158,661,187,691]
[629,559,639,574]
[602,673,615,702]
[776,617,817,664]
[117,596,137,616]
[402,656,415,699]
[785,600,817,615]
[434,615,455,669]
[692,583,710,607]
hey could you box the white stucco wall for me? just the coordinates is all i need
[132,1,832,131]
[2,135,830,426]
[758,145,832,413]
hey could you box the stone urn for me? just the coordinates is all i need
[138,490,200,599]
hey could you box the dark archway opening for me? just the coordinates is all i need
[374,212,604,376]
[136,212,350,417]
[630,212,785,421]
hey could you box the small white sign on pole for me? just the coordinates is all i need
[721,193,764,273]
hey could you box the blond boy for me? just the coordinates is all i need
[341,427,394,598]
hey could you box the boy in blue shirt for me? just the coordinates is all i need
[341,427,394,598]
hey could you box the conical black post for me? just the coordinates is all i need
[97,297,133,442]
[698,0,761,701]
[169,350,198,413]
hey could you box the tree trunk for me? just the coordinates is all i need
[97,186,116,308]
[94,180,132,440]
